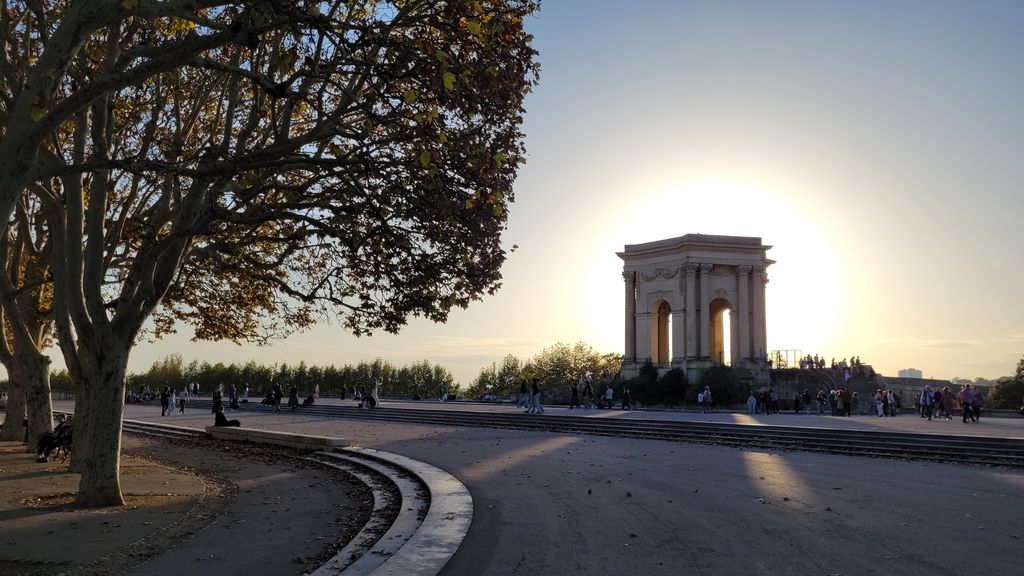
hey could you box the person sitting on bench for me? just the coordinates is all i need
[214,405,241,427]
[302,395,315,407]
[36,415,73,462]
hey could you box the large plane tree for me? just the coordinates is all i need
[2,0,539,505]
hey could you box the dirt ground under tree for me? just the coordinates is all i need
[0,434,374,576]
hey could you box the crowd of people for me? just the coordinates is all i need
[517,377,633,414]
[794,354,875,380]
[917,384,984,423]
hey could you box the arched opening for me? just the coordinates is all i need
[709,298,732,365]
[650,300,672,366]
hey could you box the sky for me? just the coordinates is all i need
[81,1,1024,385]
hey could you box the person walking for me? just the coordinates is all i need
[603,384,614,410]
[160,387,170,417]
[583,380,594,409]
[527,377,544,414]
[569,382,580,409]
[517,379,529,408]
[919,386,934,421]
[178,388,188,415]
[288,385,299,410]
[620,385,632,410]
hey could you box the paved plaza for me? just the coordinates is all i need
[39,399,1021,576]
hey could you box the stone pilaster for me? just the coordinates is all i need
[623,271,636,362]
[698,263,713,358]
[683,263,698,359]
[737,265,751,360]
[752,266,766,358]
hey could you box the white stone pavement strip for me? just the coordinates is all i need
[311,448,473,576]
[303,450,424,575]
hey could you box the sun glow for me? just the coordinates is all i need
[582,179,845,359]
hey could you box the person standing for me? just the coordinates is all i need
[703,386,713,413]
[815,389,826,416]
[160,387,170,416]
[212,384,223,414]
[371,380,382,407]
[603,384,614,410]
[178,388,188,415]
[569,382,580,409]
[288,385,299,410]
[273,383,283,413]
[747,391,757,415]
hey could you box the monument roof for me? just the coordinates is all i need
[617,233,772,260]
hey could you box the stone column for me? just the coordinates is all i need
[635,312,652,362]
[752,266,766,358]
[671,308,686,365]
[683,264,697,359]
[737,265,751,360]
[730,306,740,366]
[698,263,713,358]
[623,271,636,362]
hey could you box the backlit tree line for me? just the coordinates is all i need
[116,354,456,398]
[467,342,623,400]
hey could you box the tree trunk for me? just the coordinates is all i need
[67,377,90,474]
[14,350,53,447]
[0,384,26,442]
[75,352,128,506]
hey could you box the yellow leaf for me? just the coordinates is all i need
[466,19,481,36]
[494,153,507,167]
[30,106,46,122]
[404,89,417,103]
[465,199,475,209]
[419,150,431,167]
[442,72,456,91]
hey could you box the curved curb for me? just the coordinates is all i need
[313,447,473,576]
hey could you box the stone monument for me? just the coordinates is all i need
[618,234,773,384]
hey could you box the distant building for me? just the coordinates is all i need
[898,368,923,379]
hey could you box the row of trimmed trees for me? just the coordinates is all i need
[118,355,456,399]
[0,0,541,505]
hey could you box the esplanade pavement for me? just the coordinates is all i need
[58,400,1024,576]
